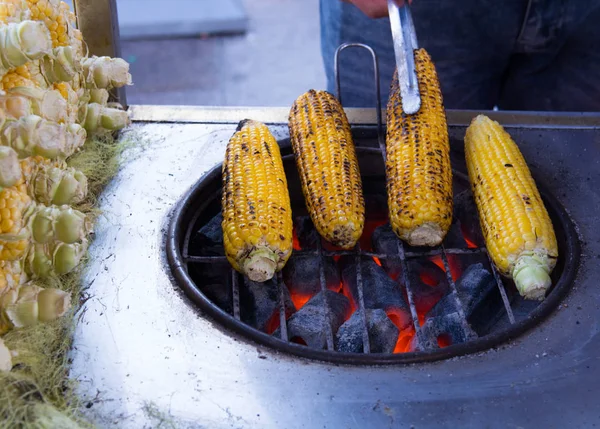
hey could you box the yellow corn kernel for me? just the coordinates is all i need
[0,182,32,261]
[221,119,293,282]
[385,48,453,247]
[288,89,365,249]
[464,114,558,300]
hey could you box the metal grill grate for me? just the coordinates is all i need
[179,43,517,354]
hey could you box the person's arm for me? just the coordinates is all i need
[342,0,411,19]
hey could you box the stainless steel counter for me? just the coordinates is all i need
[69,106,600,428]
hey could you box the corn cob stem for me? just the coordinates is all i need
[26,161,87,205]
[464,115,558,300]
[0,20,51,76]
[26,239,87,278]
[243,248,278,283]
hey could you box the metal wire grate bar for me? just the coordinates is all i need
[316,236,336,351]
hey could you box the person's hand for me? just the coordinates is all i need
[342,0,412,19]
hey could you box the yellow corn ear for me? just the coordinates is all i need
[221,119,293,282]
[0,180,32,261]
[385,48,453,247]
[464,114,558,300]
[288,89,365,249]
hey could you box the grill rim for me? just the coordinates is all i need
[166,147,581,366]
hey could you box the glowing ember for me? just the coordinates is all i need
[359,219,388,250]
[393,328,415,353]
[437,333,452,348]
[372,256,382,266]
[464,237,478,249]
[341,282,358,314]
[292,229,301,251]
[290,293,313,310]
[430,254,462,282]
[265,311,281,335]
[419,271,439,287]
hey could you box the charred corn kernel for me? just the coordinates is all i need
[0,181,32,261]
[221,119,293,282]
[288,89,364,248]
[465,114,558,300]
[385,48,453,247]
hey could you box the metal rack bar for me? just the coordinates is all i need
[487,254,516,324]
[277,272,289,341]
[317,237,336,351]
[354,245,372,353]
[232,271,240,320]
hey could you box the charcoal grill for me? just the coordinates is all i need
[166,45,580,364]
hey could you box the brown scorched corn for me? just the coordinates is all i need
[221,119,293,282]
[288,89,364,249]
[385,48,453,247]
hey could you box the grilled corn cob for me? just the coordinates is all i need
[288,89,364,248]
[0,146,21,189]
[385,49,453,247]
[464,115,558,300]
[221,119,293,282]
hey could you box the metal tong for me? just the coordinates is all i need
[387,0,421,114]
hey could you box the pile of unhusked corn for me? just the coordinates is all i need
[0,0,132,369]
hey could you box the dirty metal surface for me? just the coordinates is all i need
[70,109,600,428]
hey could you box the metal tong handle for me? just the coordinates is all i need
[388,0,421,114]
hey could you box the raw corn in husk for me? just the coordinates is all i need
[80,102,130,134]
[0,282,71,332]
[80,56,132,90]
[26,239,87,278]
[21,156,87,205]
[1,114,86,158]
[0,20,51,76]
[27,205,89,245]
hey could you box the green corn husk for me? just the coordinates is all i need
[28,205,89,245]
[38,46,81,85]
[28,163,88,206]
[88,88,109,105]
[80,55,132,90]
[0,21,52,76]
[26,240,88,278]
[0,146,21,189]
[1,115,86,159]
[80,102,130,135]
[0,283,71,331]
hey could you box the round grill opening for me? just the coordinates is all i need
[166,136,580,365]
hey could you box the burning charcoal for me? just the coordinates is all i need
[453,190,484,247]
[407,259,449,316]
[240,276,295,334]
[455,263,496,315]
[336,309,399,354]
[371,224,402,280]
[282,253,340,300]
[273,290,350,349]
[340,256,412,330]
[190,261,233,313]
[294,216,320,249]
[420,310,477,348]
[191,213,224,256]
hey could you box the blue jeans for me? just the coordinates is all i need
[320,0,600,111]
